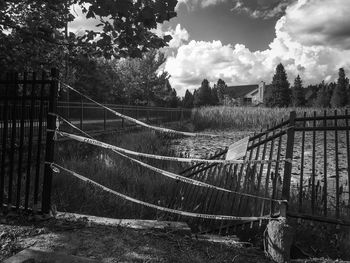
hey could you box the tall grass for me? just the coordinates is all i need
[52,130,187,219]
[192,106,325,131]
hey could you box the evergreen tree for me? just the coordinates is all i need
[315,81,330,108]
[195,79,212,106]
[216,79,227,104]
[211,86,219,105]
[263,85,273,106]
[183,89,194,108]
[328,82,336,96]
[167,88,178,108]
[265,63,290,107]
[304,84,318,106]
[193,89,200,107]
[331,68,348,107]
[292,75,305,107]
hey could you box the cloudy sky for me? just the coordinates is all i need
[70,0,350,96]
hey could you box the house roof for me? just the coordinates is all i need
[224,84,259,98]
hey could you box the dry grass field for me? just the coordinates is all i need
[192,106,328,130]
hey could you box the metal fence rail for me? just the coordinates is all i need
[57,101,192,133]
[167,110,350,234]
[289,110,350,224]
[166,117,291,233]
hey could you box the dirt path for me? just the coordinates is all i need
[1,215,273,263]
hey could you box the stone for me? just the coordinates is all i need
[265,218,295,263]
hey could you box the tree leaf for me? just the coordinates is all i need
[163,35,172,43]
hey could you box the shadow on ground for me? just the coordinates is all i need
[1,214,272,263]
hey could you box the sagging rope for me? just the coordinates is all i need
[53,129,292,165]
[59,81,220,138]
[53,113,287,203]
[48,162,276,221]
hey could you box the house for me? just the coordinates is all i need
[223,81,265,106]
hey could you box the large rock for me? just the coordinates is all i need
[265,219,295,263]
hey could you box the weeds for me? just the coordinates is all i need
[52,130,187,219]
[192,106,326,130]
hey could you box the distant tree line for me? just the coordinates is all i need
[264,63,350,108]
[182,78,228,108]
[183,63,350,109]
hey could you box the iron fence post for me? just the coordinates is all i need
[0,73,10,208]
[281,111,296,214]
[42,68,59,214]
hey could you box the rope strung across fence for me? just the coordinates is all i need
[52,113,287,203]
[53,129,292,165]
[59,81,220,138]
[48,162,275,221]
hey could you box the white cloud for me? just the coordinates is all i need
[231,0,293,19]
[176,0,227,10]
[168,24,190,49]
[156,24,189,49]
[165,40,272,95]
[165,0,350,96]
[282,0,350,49]
[152,24,190,59]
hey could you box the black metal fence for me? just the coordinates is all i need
[289,110,350,224]
[167,110,350,234]
[0,69,58,214]
[0,69,191,214]
[57,101,192,134]
[166,115,291,233]
[3,69,349,230]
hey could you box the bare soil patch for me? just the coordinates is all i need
[1,214,273,263]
